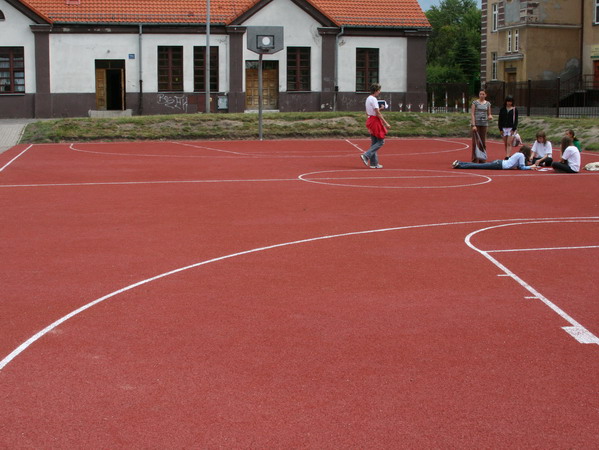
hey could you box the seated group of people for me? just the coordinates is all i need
[453,129,582,173]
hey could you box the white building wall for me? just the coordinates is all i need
[0,0,37,93]
[49,32,229,93]
[241,0,324,92]
[337,36,407,92]
[50,33,138,93]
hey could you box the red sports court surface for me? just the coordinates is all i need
[1,137,598,447]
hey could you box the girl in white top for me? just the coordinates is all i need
[530,131,553,167]
[551,136,581,173]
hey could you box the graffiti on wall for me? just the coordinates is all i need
[157,94,188,112]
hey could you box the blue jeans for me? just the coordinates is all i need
[364,135,384,166]
[456,159,502,170]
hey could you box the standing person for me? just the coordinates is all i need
[530,131,553,167]
[453,145,537,170]
[552,136,581,173]
[470,89,493,162]
[498,95,518,159]
[565,129,581,151]
[360,83,390,169]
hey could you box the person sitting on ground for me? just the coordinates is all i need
[565,129,581,151]
[530,131,553,167]
[453,145,537,170]
[551,136,581,173]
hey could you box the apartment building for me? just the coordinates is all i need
[481,0,599,86]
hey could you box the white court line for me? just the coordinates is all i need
[71,138,471,159]
[488,245,599,253]
[0,145,34,173]
[298,169,492,189]
[3,170,585,189]
[465,220,599,345]
[0,178,297,188]
[2,215,597,371]
[309,174,488,181]
[172,141,252,156]
[345,137,470,156]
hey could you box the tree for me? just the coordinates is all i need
[426,0,481,91]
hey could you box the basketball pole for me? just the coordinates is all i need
[205,0,211,114]
[258,53,263,140]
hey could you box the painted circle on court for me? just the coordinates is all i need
[298,169,492,189]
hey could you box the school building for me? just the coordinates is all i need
[0,0,431,118]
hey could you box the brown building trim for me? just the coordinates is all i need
[31,25,52,117]
[405,35,427,107]
[318,27,337,93]
[226,26,246,113]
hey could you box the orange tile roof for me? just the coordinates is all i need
[310,0,430,28]
[18,0,430,28]
[19,0,257,24]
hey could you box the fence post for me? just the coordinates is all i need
[556,77,561,118]
[527,79,531,116]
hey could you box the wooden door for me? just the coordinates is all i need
[245,62,278,110]
[594,61,599,89]
[95,69,107,110]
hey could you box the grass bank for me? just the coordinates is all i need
[21,112,599,150]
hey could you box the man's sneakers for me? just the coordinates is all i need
[369,164,383,169]
[452,160,460,168]
[360,154,369,167]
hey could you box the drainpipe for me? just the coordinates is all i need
[205,0,211,114]
[333,26,345,111]
[139,24,143,115]
[580,0,584,87]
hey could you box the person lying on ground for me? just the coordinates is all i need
[453,145,537,170]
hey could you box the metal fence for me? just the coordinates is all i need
[484,77,599,117]
[428,77,599,117]
[427,83,471,114]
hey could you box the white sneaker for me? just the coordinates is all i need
[369,164,383,169]
[452,160,459,168]
[360,154,369,167]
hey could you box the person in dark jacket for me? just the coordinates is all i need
[498,95,518,160]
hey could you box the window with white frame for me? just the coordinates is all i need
[514,30,519,52]
[595,0,599,24]
[491,52,497,80]
[507,30,512,53]
[492,4,498,32]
